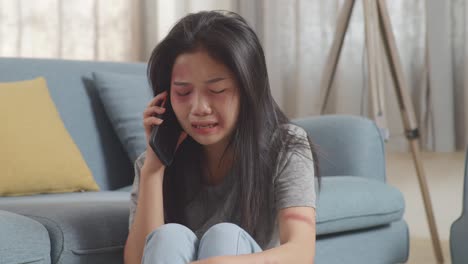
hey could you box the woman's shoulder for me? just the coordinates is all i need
[274,123,311,159]
[273,123,314,180]
[279,123,309,140]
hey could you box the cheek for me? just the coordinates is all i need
[221,94,240,123]
[170,96,188,119]
[171,94,190,105]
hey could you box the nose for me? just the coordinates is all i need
[191,93,212,116]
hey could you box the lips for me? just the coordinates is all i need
[193,124,217,129]
[191,121,218,134]
[191,121,218,129]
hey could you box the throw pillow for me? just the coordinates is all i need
[0,77,100,196]
[92,71,153,163]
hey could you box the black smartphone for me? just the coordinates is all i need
[149,95,183,166]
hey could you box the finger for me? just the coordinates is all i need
[152,90,168,103]
[143,116,163,127]
[143,106,166,118]
[147,92,166,108]
[147,91,168,108]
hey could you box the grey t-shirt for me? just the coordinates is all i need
[128,124,316,250]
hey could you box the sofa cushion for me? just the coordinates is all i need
[0,77,99,196]
[0,58,147,191]
[92,72,153,163]
[0,210,51,264]
[0,191,130,264]
[116,185,133,192]
[316,220,409,264]
[316,176,405,235]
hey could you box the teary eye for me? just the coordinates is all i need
[177,92,191,96]
[211,89,226,94]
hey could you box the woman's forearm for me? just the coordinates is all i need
[192,242,315,264]
[124,167,166,264]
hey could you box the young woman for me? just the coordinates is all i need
[124,10,319,264]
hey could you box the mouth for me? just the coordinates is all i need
[192,123,218,129]
[191,122,219,134]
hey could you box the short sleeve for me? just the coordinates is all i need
[274,125,316,212]
[129,151,146,230]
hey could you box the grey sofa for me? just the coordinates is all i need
[450,147,468,264]
[0,57,408,264]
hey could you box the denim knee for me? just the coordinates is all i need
[145,223,195,245]
[198,223,262,260]
[201,223,242,241]
[143,223,198,264]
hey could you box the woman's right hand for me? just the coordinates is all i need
[141,91,168,175]
[141,91,187,175]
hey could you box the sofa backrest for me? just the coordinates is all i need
[463,147,468,212]
[0,57,146,190]
[293,115,386,181]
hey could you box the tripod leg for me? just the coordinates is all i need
[363,0,389,140]
[376,0,444,262]
[318,0,355,114]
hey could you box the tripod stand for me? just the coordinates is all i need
[317,0,444,262]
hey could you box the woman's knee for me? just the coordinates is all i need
[146,223,195,244]
[201,223,242,241]
[144,223,198,253]
[198,223,261,259]
[143,224,198,264]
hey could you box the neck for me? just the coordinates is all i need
[202,142,233,186]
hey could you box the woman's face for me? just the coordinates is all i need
[170,50,240,149]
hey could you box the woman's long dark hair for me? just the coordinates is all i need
[147,10,320,246]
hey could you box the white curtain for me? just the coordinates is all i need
[452,0,468,151]
[0,0,142,61]
[0,0,464,151]
[244,0,464,152]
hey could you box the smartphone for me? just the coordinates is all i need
[149,95,183,166]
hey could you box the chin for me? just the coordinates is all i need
[190,134,222,146]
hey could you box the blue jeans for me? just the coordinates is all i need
[142,223,263,264]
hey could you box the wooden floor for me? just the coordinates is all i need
[386,151,465,264]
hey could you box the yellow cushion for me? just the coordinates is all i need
[0,77,99,196]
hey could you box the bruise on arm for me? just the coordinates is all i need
[282,211,315,228]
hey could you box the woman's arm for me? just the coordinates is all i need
[124,165,166,264]
[192,207,316,264]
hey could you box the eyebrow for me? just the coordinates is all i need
[173,77,227,86]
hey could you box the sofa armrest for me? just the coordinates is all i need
[293,115,386,182]
[0,210,51,264]
[450,147,468,263]
[0,192,130,264]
